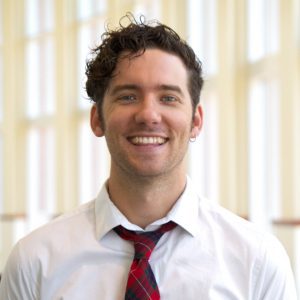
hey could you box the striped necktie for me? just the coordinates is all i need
[114,221,177,300]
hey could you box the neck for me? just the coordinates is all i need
[107,168,187,228]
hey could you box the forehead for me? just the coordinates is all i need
[109,49,189,89]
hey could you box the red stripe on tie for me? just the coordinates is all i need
[114,222,177,300]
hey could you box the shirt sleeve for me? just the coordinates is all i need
[0,242,38,300]
[252,234,298,300]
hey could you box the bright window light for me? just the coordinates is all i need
[247,0,279,61]
[25,41,40,118]
[0,1,3,44]
[188,92,219,202]
[133,0,161,20]
[25,38,55,118]
[25,0,39,36]
[77,22,105,110]
[76,0,107,20]
[248,81,267,225]
[42,38,55,115]
[0,54,3,121]
[78,120,110,204]
[77,24,94,110]
[25,0,54,36]
[248,79,280,227]
[0,137,3,212]
[187,0,217,76]
[26,127,55,215]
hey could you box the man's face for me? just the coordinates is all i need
[91,48,203,179]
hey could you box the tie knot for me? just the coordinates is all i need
[114,221,177,260]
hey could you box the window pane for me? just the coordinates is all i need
[298,0,300,47]
[25,38,55,118]
[26,127,55,215]
[187,0,217,76]
[76,0,107,20]
[248,81,268,225]
[248,80,280,227]
[25,0,55,36]
[77,22,104,110]
[266,81,281,219]
[78,120,110,204]
[0,0,3,44]
[25,0,39,36]
[188,93,219,202]
[0,0,2,121]
[248,0,265,61]
[42,38,55,114]
[247,0,279,61]
[25,40,39,117]
[43,0,55,32]
[0,53,3,121]
[267,0,279,54]
[133,0,161,19]
[0,136,3,212]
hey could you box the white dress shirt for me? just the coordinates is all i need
[0,178,297,300]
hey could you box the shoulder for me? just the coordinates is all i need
[186,178,268,248]
[198,197,267,246]
[20,199,96,254]
[197,198,297,297]
[199,198,289,260]
[0,200,96,292]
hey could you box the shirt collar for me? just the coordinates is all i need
[95,176,202,240]
[165,176,202,237]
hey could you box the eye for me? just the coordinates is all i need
[117,95,137,103]
[161,95,178,103]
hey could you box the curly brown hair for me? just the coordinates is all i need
[85,14,204,115]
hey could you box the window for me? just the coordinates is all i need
[298,2,300,46]
[24,0,55,118]
[248,80,280,228]
[76,0,108,203]
[26,127,55,216]
[187,0,217,76]
[75,0,107,119]
[78,120,110,204]
[246,0,281,228]
[247,0,279,61]
[0,47,3,122]
[187,0,219,202]
[25,38,55,118]
[0,0,3,210]
[132,0,161,19]
[188,91,219,203]
[76,0,107,20]
[0,137,3,212]
[25,0,54,37]
[24,0,56,218]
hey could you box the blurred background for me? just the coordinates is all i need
[0,0,299,294]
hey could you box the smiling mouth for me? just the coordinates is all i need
[129,136,167,145]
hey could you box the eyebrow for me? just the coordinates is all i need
[159,84,184,95]
[109,84,184,96]
[109,84,139,96]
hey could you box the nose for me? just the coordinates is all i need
[134,98,162,125]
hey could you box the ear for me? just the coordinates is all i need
[190,104,203,138]
[90,104,104,137]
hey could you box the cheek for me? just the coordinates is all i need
[166,111,194,131]
[104,110,132,132]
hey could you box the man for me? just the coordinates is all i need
[0,15,297,300]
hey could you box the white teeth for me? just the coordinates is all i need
[131,136,166,145]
